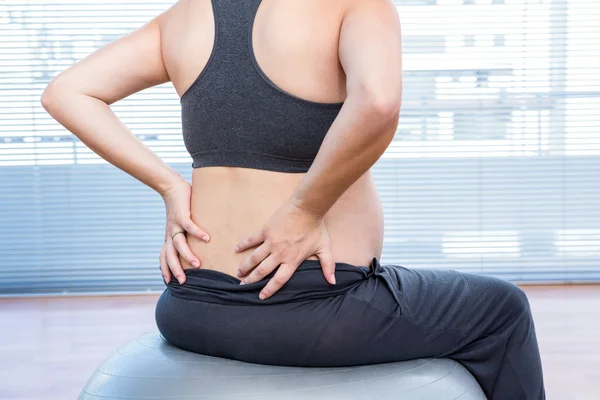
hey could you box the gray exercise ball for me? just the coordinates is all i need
[79,332,487,400]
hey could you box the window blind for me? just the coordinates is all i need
[1,0,598,295]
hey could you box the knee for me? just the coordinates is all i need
[465,273,531,316]
[511,283,531,312]
[488,277,532,318]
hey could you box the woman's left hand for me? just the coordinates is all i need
[235,199,336,300]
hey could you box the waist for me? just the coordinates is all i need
[181,167,384,275]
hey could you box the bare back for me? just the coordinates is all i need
[158,0,384,276]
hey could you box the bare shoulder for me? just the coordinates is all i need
[154,0,189,32]
[156,0,217,97]
[339,0,402,104]
[154,0,193,57]
[343,0,400,22]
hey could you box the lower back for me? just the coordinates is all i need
[178,167,384,276]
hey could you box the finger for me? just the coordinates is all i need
[240,253,280,285]
[237,242,271,278]
[235,229,265,253]
[259,262,296,300]
[159,245,171,284]
[165,238,186,284]
[317,248,336,285]
[172,232,201,268]
[181,219,210,242]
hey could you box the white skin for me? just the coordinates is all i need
[41,0,403,300]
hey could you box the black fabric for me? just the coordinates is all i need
[155,258,546,400]
[180,0,344,172]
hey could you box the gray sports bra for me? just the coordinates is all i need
[180,0,345,173]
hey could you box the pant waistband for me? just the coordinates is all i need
[166,258,378,306]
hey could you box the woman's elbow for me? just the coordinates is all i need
[40,88,56,112]
[40,80,65,113]
[355,84,402,123]
[40,71,78,111]
[373,96,401,123]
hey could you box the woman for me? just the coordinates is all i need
[41,0,545,399]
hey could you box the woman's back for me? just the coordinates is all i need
[158,0,384,276]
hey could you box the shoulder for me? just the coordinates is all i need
[342,0,399,21]
[154,0,188,33]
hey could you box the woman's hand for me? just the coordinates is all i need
[234,199,336,300]
[159,179,210,285]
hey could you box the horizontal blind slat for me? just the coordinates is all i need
[0,0,598,295]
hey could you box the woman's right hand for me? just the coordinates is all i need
[159,179,210,285]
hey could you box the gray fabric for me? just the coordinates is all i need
[78,332,487,400]
[155,258,546,399]
[180,0,344,172]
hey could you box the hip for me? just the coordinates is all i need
[155,258,405,366]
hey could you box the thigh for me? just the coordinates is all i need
[380,265,526,333]
[349,265,529,361]
[382,265,471,333]
[379,265,529,346]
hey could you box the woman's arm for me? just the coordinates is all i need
[235,0,402,298]
[40,2,209,284]
[40,8,182,197]
[291,0,403,217]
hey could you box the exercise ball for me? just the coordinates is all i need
[78,332,486,400]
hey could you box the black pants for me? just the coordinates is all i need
[155,257,546,400]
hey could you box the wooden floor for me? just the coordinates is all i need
[1,285,599,400]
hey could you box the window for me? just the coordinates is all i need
[0,0,598,295]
